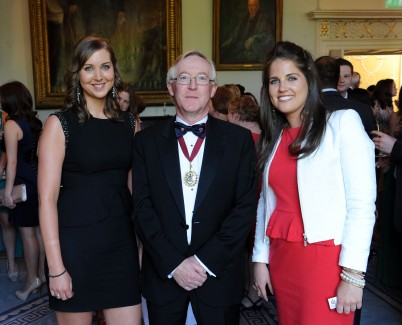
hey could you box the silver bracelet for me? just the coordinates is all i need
[340,271,365,288]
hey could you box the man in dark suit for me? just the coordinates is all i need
[372,130,402,234]
[132,50,258,325]
[315,56,376,136]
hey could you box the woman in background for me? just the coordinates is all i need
[118,83,141,132]
[372,78,397,134]
[252,41,376,324]
[227,94,261,143]
[227,93,262,309]
[0,108,18,282]
[0,81,44,300]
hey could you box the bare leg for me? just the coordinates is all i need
[19,226,39,289]
[56,311,93,325]
[103,304,142,325]
[35,226,46,281]
[0,211,17,273]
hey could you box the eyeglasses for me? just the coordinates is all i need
[171,73,214,86]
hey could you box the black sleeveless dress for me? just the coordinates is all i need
[8,117,39,227]
[48,110,141,312]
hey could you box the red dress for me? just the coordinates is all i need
[266,127,353,325]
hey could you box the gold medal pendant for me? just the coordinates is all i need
[183,163,198,187]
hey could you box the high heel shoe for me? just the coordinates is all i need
[15,277,42,301]
[7,261,18,282]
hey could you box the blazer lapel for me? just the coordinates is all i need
[194,116,225,212]
[156,118,186,219]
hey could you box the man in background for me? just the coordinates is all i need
[315,56,375,136]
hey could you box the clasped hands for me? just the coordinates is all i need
[172,256,207,291]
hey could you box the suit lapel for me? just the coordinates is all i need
[194,116,225,212]
[156,118,186,219]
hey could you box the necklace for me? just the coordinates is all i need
[247,122,255,129]
[178,136,204,187]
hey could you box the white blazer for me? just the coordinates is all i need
[252,109,376,271]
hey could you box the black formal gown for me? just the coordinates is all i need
[48,110,141,312]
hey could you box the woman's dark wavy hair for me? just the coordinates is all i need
[64,35,124,123]
[257,41,327,172]
[372,78,394,110]
[0,81,42,138]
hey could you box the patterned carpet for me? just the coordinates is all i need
[240,300,278,325]
[1,256,401,325]
[0,293,55,325]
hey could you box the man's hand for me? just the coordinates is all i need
[371,130,397,155]
[173,256,208,291]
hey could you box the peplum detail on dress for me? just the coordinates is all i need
[266,209,304,242]
[266,127,334,246]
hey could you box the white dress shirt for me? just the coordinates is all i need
[176,115,206,244]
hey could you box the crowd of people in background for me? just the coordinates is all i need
[0,34,401,325]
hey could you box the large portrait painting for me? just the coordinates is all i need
[28,0,182,108]
[213,0,282,70]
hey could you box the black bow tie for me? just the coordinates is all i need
[174,122,206,138]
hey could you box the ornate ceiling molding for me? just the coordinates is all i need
[308,10,402,40]
[308,10,402,20]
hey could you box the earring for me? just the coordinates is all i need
[272,107,276,121]
[112,86,117,99]
[76,86,81,104]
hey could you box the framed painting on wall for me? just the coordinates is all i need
[28,0,182,108]
[213,0,282,70]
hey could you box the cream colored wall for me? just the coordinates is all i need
[0,0,34,96]
[346,54,402,103]
[0,0,318,121]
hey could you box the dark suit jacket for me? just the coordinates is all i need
[321,90,376,136]
[391,139,402,233]
[132,116,258,306]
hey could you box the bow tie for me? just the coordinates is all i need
[174,122,206,138]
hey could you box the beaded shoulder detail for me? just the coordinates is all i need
[127,112,136,136]
[51,112,70,147]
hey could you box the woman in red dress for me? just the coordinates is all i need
[252,41,376,324]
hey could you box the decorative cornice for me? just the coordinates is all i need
[308,10,402,20]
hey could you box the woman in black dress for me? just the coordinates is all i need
[38,36,141,324]
[1,81,44,300]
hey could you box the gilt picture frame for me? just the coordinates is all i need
[28,0,182,108]
[213,0,282,70]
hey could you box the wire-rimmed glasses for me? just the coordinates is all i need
[171,73,214,86]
